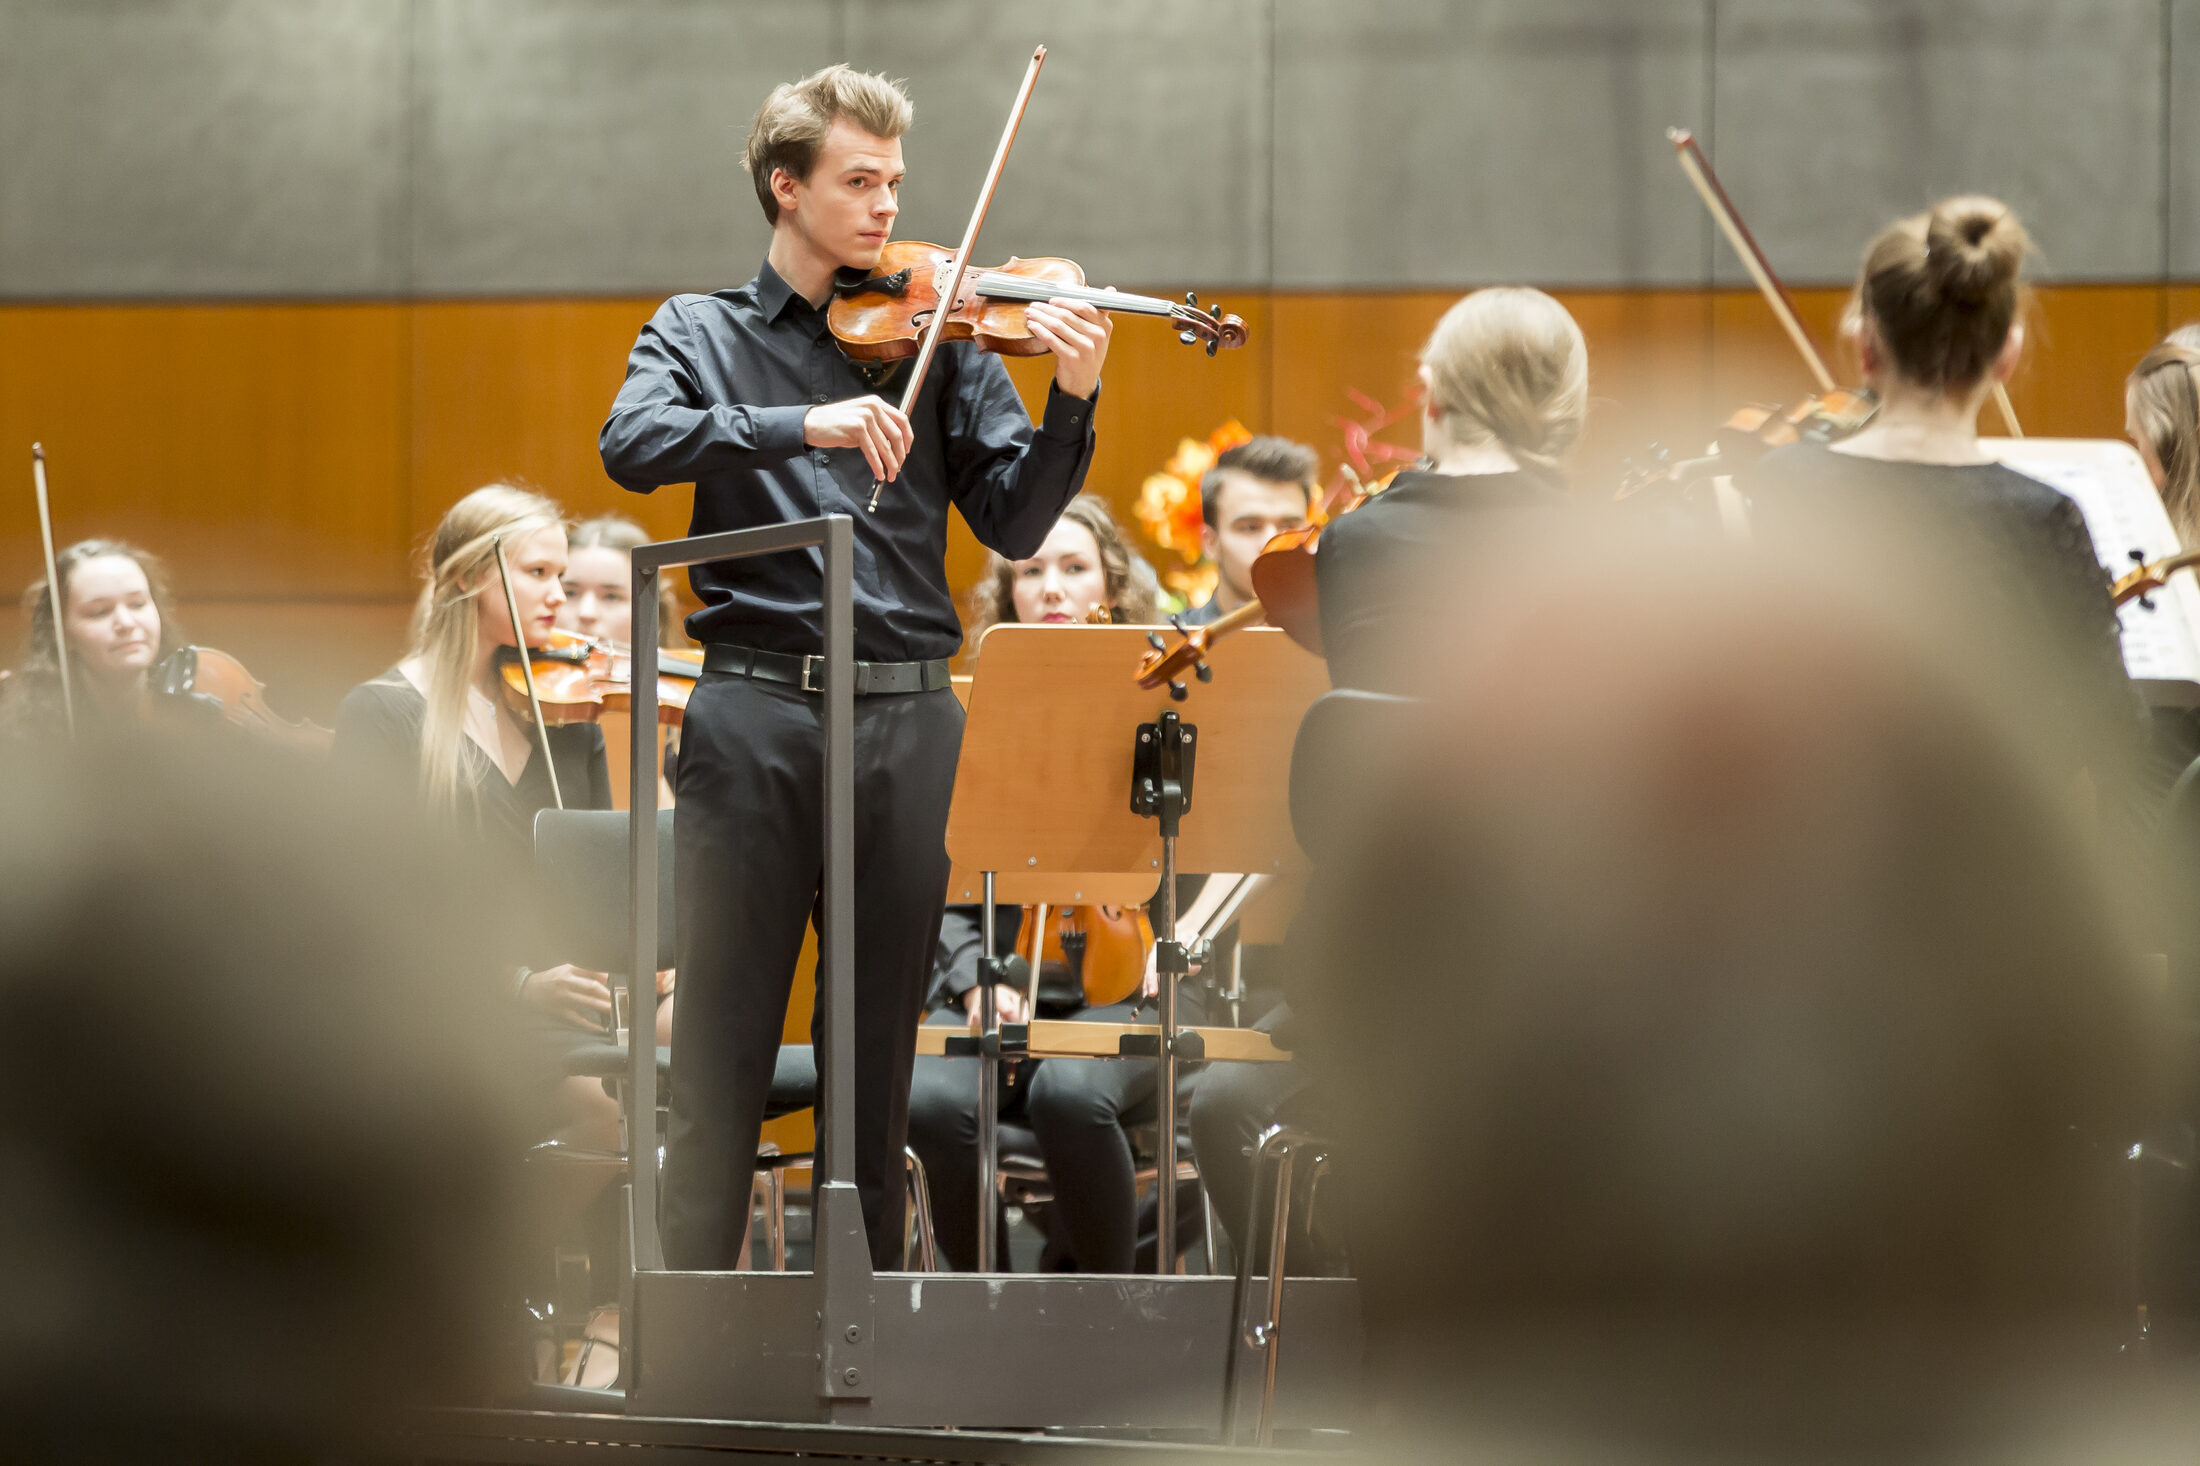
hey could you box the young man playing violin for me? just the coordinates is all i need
[600,63,1112,1271]
[1179,437,1315,627]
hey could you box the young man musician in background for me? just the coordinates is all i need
[1180,437,1315,626]
[599,64,1112,1270]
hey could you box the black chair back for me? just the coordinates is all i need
[531,808,677,975]
[1288,689,1416,864]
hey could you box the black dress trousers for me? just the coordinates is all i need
[664,670,963,1269]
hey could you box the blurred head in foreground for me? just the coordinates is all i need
[0,736,531,1461]
[1291,520,2172,1460]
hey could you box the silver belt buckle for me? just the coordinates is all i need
[800,654,823,693]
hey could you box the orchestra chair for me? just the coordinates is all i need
[992,1117,1214,1273]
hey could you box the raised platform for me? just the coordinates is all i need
[630,1270,1361,1431]
[385,1408,1346,1465]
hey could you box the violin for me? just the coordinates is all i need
[1019,900,1154,1012]
[1615,388,1878,503]
[2111,547,2200,609]
[1245,471,1372,655]
[494,628,704,727]
[148,645,332,750]
[588,640,705,727]
[1135,470,1377,692]
[828,242,1247,362]
[495,628,605,726]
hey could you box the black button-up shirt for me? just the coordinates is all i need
[599,260,1098,662]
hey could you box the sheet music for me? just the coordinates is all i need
[1986,438,2200,683]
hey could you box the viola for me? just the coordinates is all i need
[148,645,333,751]
[828,242,1247,362]
[2111,547,2200,609]
[1019,900,1155,1012]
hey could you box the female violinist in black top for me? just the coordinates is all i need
[1740,196,2135,782]
[331,483,617,1046]
[1314,286,1589,694]
[1,538,182,740]
[910,495,1221,1274]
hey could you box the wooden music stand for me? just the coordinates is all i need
[941,623,1326,1274]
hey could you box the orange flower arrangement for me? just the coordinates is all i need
[1133,419,1251,608]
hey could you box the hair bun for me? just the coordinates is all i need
[1924,195,2026,305]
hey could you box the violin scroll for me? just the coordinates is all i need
[1135,602,1263,695]
[1175,292,1247,358]
[2112,546,2200,610]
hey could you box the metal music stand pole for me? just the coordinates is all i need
[1134,710,1195,1274]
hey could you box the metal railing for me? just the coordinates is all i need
[626,514,872,1405]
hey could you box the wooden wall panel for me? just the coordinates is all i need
[3,285,2188,729]
[2010,286,2169,439]
[0,302,410,600]
[408,298,687,541]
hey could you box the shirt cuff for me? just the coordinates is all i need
[1039,380,1099,440]
[746,403,813,456]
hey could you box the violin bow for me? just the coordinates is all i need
[493,534,564,811]
[1665,128,2024,437]
[866,43,1047,513]
[30,444,76,734]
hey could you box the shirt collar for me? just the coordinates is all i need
[756,258,804,323]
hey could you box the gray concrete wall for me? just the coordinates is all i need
[0,0,2190,297]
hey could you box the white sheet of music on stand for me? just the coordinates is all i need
[1983,437,2200,683]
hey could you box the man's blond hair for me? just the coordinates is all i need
[744,64,912,225]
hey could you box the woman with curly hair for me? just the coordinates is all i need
[965,493,1161,645]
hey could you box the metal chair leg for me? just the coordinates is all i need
[904,1146,940,1273]
[768,1164,788,1272]
[1200,1174,1219,1275]
[1223,1124,1287,1443]
[1220,1126,1331,1446]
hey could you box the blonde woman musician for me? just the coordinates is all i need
[2127,324,2200,546]
[1313,286,1589,694]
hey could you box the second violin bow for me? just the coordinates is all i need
[30,444,76,734]
[1667,128,2023,437]
[867,43,1047,512]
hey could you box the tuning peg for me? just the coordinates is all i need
[1194,662,1213,683]
[1168,681,1188,702]
[1185,290,1198,307]
[2141,595,2158,612]
[1179,330,1197,346]
[1207,336,1220,358]
[1170,614,1186,633]
[1147,631,1166,651]
[2131,548,2149,562]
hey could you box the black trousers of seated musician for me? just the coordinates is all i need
[664,671,962,1270]
[908,991,1205,1273]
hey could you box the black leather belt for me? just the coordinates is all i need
[701,642,952,696]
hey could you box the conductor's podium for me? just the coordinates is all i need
[621,544,1357,1433]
